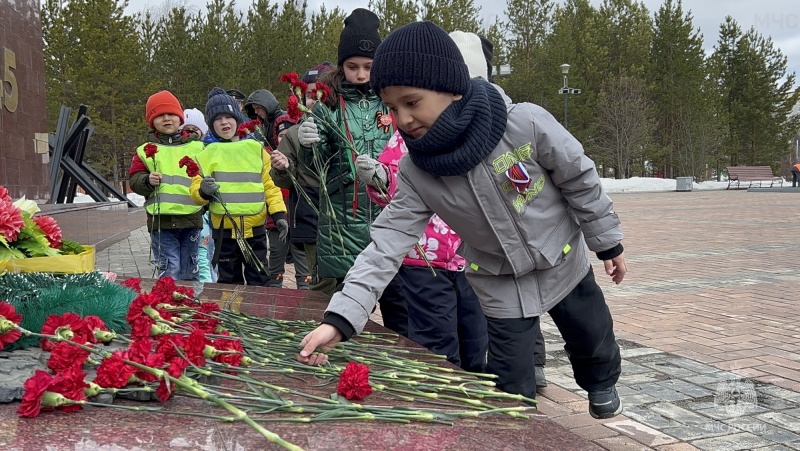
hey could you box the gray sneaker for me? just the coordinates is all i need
[588,385,623,419]
[535,365,548,388]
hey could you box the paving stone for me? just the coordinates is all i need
[749,445,795,451]
[648,402,713,425]
[661,422,739,441]
[640,360,699,379]
[692,432,774,451]
[622,406,683,429]
[757,385,800,403]
[620,372,671,385]
[621,347,665,359]
[623,361,659,375]
[725,417,800,444]
[630,382,692,402]
[756,412,800,433]
[657,380,713,399]
[605,418,678,447]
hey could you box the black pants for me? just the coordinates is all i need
[792,169,800,187]
[486,268,621,399]
[399,266,488,373]
[215,233,269,286]
[336,273,409,338]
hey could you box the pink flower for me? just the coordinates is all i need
[0,199,24,242]
[0,185,11,203]
[33,215,63,249]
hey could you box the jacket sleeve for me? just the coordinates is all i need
[529,105,622,253]
[189,175,209,206]
[128,153,154,197]
[270,125,299,189]
[324,168,432,334]
[365,132,405,207]
[262,149,287,217]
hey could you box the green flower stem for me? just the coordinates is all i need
[122,359,301,451]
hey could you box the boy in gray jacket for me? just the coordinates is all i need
[298,21,627,420]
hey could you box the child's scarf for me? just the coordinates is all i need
[401,78,507,177]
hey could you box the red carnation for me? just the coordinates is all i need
[212,336,244,370]
[120,278,142,293]
[126,292,165,325]
[183,328,209,367]
[0,301,23,350]
[94,350,136,388]
[130,317,156,340]
[18,370,56,418]
[237,119,262,139]
[155,334,184,361]
[287,95,302,121]
[47,341,91,374]
[291,79,308,97]
[32,215,63,249]
[48,367,88,413]
[156,356,190,402]
[0,185,11,202]
[337,361,373,401]
[152,276,177,298]
[0,199,25,242]
[144,143,158,159]
[83,315,113,343]
[179,156,202,178]
[279,72,299,83]
[312,82,332,103]
[40,312,88,351]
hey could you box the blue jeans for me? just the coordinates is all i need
[150,228,201,280]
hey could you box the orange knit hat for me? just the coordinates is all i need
[145,90,185,129]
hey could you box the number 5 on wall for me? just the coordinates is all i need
[1,47,18,113]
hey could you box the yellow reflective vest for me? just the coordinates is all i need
[136,141,204,216]
[191,140,286,238]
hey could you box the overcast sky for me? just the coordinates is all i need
[126,0,800,87]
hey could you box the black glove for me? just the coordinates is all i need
[276,218,289,243]
[200,177,219,197]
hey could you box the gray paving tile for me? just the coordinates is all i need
[658,379,714,398]
[661,422,739,441]
[692,432,774,451]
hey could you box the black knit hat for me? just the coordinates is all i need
[337,9,382,66]
[370,21,470,96]
[301,62,333,83]
[206,87,243,130]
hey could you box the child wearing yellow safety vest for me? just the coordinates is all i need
[129,90,204,281]
[190,87,288,286]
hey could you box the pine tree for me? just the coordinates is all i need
[369,0,419,37]
[45,0,151,191]
[193,0,244,99]
[420,0,482,32]
[306,5,346,68]
[501,0,553,104]
[710,17,800,168]
[647,0,715,179]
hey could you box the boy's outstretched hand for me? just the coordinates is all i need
[604,251,627,285]
[297,324,343,366]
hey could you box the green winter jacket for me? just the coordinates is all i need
[309,83,394,279]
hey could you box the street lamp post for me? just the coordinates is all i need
[559,63,581,129]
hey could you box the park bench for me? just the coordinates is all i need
[725,166,784,189]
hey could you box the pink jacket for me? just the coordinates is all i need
[366,131,466,271]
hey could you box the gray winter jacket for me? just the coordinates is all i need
[325,97,623,333]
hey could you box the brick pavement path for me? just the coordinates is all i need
[98,189,800,450]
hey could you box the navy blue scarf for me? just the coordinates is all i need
[401,78,507,177]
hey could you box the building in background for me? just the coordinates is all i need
[0,0,49,200]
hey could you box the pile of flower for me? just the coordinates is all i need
[0,276,536,450]
[0,185,85,260]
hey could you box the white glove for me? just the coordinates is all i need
[355,154,388,188]
[298,118,320,147]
